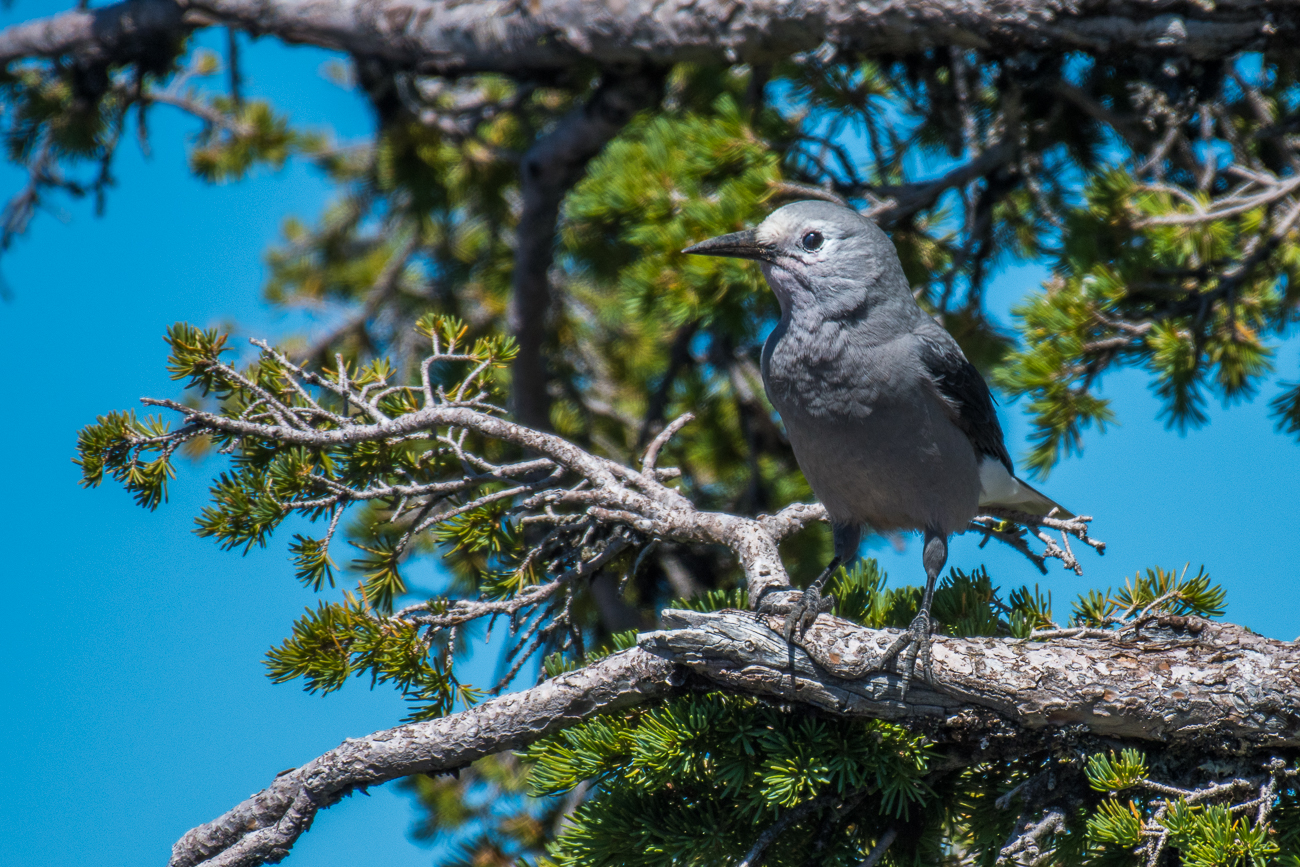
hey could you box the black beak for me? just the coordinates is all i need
[682,229,774,262]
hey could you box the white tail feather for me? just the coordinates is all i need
[977,457,1074,518]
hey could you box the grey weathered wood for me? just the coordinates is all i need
[644,609,1300,747]
[0,0,1290,70]
[168,648,676,867]
[171,607,1300,867]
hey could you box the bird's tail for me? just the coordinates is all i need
[1002,477,1074,519]
[977,459,1074,519]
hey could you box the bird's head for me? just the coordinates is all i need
[683,200,911,320]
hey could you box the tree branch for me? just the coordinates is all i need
[643,609,1300,746]
[172,605,1300,867]
[168,648,676,867]
[0,0,185,66]
[509,69,662,429]
[998,809,1066,866]
[735,791,841,867]
[869,138,1017,225]
[1,0,1291,72]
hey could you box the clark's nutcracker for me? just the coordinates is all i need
[684,200,1069,687]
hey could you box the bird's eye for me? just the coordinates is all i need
[801,231,824,251]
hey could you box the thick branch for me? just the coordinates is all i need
[0,0,1291,72]
[174,607,1300,867]
[0,0,185,66]
[643,609,1300,746]
[509,70,662,429]
[168,648,676,867]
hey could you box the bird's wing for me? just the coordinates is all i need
[913,326,1014,474]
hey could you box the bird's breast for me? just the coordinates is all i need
[763,322,902,420]
[762,326,980,534]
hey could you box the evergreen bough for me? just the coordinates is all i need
[7,5,1300,863]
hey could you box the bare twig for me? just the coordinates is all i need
[641,412,694,473]
[736,793,840,867]
[970,509,1104,575]
[998,809,1066,866]
[855,828,898,867]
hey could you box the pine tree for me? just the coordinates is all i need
[7,2,1300,864]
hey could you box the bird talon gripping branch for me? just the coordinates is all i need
[877,612,935,697]
[781,583,836,643]
[687,201,1073,690]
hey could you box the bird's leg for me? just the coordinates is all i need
[878,528,947,697]
[780,523,861,642]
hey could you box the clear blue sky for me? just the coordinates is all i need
[1,9,1298,867]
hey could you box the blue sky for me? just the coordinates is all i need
[0,13,437,867]
[2,9,1299,867]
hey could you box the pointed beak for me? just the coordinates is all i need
[682,229,774,262]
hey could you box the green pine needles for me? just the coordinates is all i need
[514,699,1300,867]
[524,694,930,867]
[1082,749,1291,867]
[73,316,1289,867]
[827,559,1055,640]
[1072,565,1228,629]
[994,167,1300,476]
[76,316,527,719]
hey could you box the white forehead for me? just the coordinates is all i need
[753,200,867,245]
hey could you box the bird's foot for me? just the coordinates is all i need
[776,584,835,642]
[877,611,934,698]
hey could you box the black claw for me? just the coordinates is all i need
[877,611,934,698]
[782,585,835,642]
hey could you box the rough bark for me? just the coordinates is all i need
[509,70,662,430]
[170,607,1300,867]
[168,649,677,867]
[647,609,1300,747]
[0,0,1293,72]
[144,392,810,603]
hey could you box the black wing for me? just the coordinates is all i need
[914,327,1013,475]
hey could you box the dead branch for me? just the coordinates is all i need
[0,0,1290,72]
[999,809,1066,866]
[172,606,1300,867]
[167,648,675,867]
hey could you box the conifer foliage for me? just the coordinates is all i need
[7,2,1300,864]
[71,317,1291,864]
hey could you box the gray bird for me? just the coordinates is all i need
[684,200,1069,687]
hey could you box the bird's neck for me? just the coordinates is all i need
[760,272,927,403]
[780,296,924,356]
[762,262,923,341]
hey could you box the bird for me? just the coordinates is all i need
[684,200,1070,690]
